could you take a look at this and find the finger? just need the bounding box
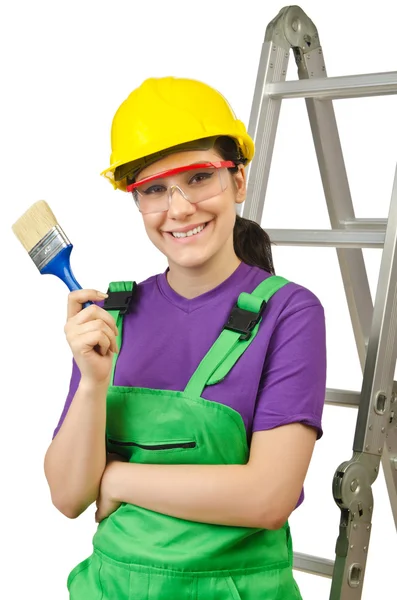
[67,289,109,320]
[76,320,118,353]
[69,304,119,337]
[76,331,112,357]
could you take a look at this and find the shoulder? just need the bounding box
[136,272,161,289]
[108,271,164,300]
[275,280,324,317]
[243,264,324,319]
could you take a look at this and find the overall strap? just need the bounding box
[184,275,289,398]
[103,281,135,386]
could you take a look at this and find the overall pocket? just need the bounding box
[106,436,197,462]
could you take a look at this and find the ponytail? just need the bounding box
[214,136,275,275]
[233,215,275,274]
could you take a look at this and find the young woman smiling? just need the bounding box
[44,76,326,600]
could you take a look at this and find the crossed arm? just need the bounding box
[95,422,317,529]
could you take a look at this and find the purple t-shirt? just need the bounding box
[53,262,326,443]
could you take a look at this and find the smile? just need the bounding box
[171,223,207,238]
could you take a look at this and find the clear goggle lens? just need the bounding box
[127,161,234,214]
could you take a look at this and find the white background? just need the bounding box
[2,1,396,598]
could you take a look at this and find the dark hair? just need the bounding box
[214,137,275,275]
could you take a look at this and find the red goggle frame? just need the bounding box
[126,161,235,193]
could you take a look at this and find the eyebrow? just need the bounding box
[138,162,208,180]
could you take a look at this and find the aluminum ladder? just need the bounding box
[242,5,397,599]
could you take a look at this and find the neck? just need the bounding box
[166,242,241,300]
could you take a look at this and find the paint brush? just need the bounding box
[12,200,92,307]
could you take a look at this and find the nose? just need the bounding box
[167,185,196,219]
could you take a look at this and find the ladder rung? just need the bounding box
[293,552,334,578]
[267,229,385,248]
[267,71,397,100]
[326,388,360,408]
[340,218,387,231]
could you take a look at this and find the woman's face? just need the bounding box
[135,149,246,270]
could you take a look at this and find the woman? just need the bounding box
[44,76,326,599]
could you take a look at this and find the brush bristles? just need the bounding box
[12,200,59,253]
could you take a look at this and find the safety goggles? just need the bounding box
[126,161,235,214]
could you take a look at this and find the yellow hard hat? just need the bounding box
[101,77,255,191]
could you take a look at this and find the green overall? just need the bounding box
[67,275,302,599]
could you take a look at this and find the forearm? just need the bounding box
[108,462,283,529]
[44,378,108,518]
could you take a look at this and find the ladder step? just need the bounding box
[267,229,385,248]
[293,552,334,578]
[340,218,387,230]
[268,71,397,100]
[326,388,360,408]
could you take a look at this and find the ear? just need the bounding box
[233,164,246,205]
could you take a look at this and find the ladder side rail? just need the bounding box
[297,44,373,369]
[353,168,397,455]
[352,171,397,531]
[243,6,320,225]
[242,7,294,223]
[330,164,397,599]
[381,382,397,528]
[242,40,288,222]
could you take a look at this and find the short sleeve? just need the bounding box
[52,357,81,439]
[252,302,326,439]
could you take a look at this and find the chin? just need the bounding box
[169,249,214,270]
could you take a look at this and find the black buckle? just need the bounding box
[103,288,134,315]
[224,301,266,341]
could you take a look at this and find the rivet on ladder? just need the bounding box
[350,480,358,492]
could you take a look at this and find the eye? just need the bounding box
[141,184,167,195]
[189,171,214,185]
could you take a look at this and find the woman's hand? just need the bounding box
[95,454,128,523]
[64,289,119,386]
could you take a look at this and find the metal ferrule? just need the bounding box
[29,225,71,271]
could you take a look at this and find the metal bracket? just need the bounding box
[265,5,320,53]
[333,452,379,516]
[331,453,380,597]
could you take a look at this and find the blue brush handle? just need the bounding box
[40,245,92,309]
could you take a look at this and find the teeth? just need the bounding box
[172,224,206,238]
